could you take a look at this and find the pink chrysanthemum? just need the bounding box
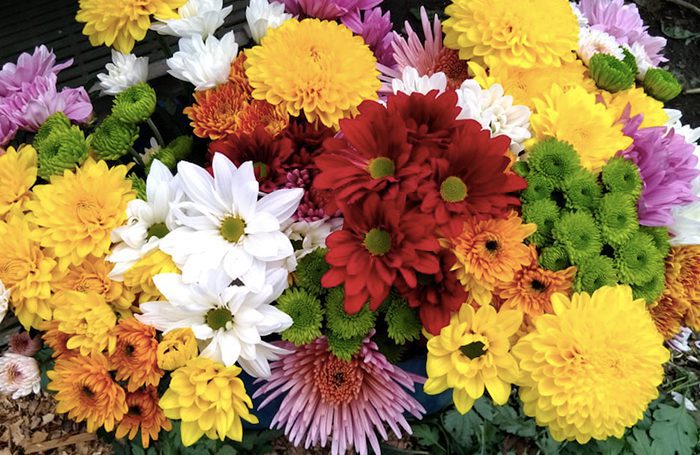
[254,335,426,455]
[282,0,381,20]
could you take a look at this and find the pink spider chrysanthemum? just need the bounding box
[254,334,426,455]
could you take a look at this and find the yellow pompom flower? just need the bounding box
[424,304,523,414]
[123,249,179,303]
[52,290,117,356]
[27,158,134,271]
[0,145,37,219]
[0,212,55,329]
[245,18,381,128]
[602,87,669,129]
[529,85,633,171]
[76,0,186,53]
[513,286,669,443]
[156,328,198,371]
[159,357,258,446]
[443,0,579,68]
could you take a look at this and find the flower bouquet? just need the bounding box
[0,0,698,453]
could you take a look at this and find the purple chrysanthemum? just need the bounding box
[281,0,381,20]
[343,7,395,67]
[579,0,667,65]
[620,116,699,227]
[254,334,425,455]
[0,45,72,97]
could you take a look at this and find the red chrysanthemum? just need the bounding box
[420,120,526,236]
[281,117,336,171]
[386,90,462,149]
[395,249,467,335]
[209,126,293,192]
[321,195,441,313]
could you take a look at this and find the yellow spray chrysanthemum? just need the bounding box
[0,145,37,219]
[513,286,669,444]
[157,328,198,371]
[245,18,381,128]
[27,158,134,270]
[443,0,579,68]
[76,0,186,53]
[0,212,55,329]
[529,85,633,171]
[424,303,522,414]
[52,290,117,356]
[123,249,179,303]
[159,357,258,447]
[602,87,669,129]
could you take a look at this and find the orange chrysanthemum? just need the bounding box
[649,292,689,340]
[47,352,127,432]
[665,246,700,331]
[497,246,576,319]
[451,213,536,305]
[39,320,75,359]
[115,386,172,448]
[110,318,163,392]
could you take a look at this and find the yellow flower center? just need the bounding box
[147,222,169,239]
[363,228,391,256]
[220,216,246,243]
[440,176,469,203]
[367,157,395,179]
[73,274,107,294]
[0,258,31,286]
[75,199,102,224]
[206,308,233,330]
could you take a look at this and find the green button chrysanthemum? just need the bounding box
[553,211,602,263]
[112,82,157,124]
[522,199,560,247]
[562,170,602,212]
[294,248,330,296]
[277,288,324,345]
[614,232,664,286]
[34,112,71,150]
[90,116,139,161]
[589,53,635,93]
[643,68,683,102]
[36,126,89,180]
[128,174,147,200]
[326,331,364,361]
[597,193,639,246]
[325,287,376,340]
[574,255,618,294]
[383,295,421,345]
[632,273,666,304]
[147,135,193,170]
[539,244,571,271]
[527,139,580,185]
[601,157,642,198]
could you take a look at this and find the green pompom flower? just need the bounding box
[522,199,560,246]
[147,135,193,170]
[112,82,157,124]
[562,170,602,212]
[277,288,324,345]
[90,116,139,161]
[512,160,530,178]
[37,126,89,180]
[527,139,581,184]
[597,193,639,246]
[614,233,664,286]
[295,249,330,296]
[327,332,364,361]
[632,273,666,305]
[383,295,421,345]
[325,287,376,339]
[553,211,602,263]
[574,255,618,294]
[522,171,555,203]
[643,68,683,102]
[641,226,671,258]
[621,47,639,76]
[539,244,571,271]
[33,112,71,150]
[589,53,635,93]
[128,174,147,200]
[601,157,643,198]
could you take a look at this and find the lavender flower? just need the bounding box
[0,45,72,97]
[281,0,381,20]
[343,7,395,67]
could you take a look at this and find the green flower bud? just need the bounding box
[539,244,571,271]
[327,332,364,361]
[597,193,639,246]
[383,295,421,345]
[277,288,324,345]
[621,47,639,76]
[295,249,330,296]
[128,174,147,200]
[148,135,194,170]
[325,287,376,340]
[37,126,89,180]
[562,170,602,212]
[601,157,642,198]
[643,68,683,102]
[522,199,560,247]
[521,172,555,203]
[90,116,139,161]
[574,255,618,294]
[632,273,665,305]
[640,226,671,259]
[553,211,602,263]
[589,53,635,93]
[614,232,664,286]
[527,139,581,185]
[33,112,71,150]
[112,82,157,124]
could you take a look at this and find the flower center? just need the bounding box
[75,199,101,224]
[367,157,395,179]
[220,216,246,243]
[0,258,31,286]
[363,228,391,256]
[460,340,487,360]
[432,48,471,89]
[315,356,363,405]
[531,279,546,292]
[254,162,270,180]
[440,176,468,203]
[147,222,169,239]
[206,308,233,330]
[485,239,500,252]
[81,385,95,398]
[128,405,142,416]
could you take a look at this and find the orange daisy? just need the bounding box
[649,292,689,340]
[110,318,163,392]
[39,320,75,358]
[47,352,127,432]
[115,386,172,448]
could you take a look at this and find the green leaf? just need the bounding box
[628,428,662,455]
[649,403,698,455]
[442,408,483,449]
[596,437,627,455]
[412,424,444,452]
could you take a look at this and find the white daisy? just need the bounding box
[283,217,343,261]
[151,0,233,38]
[96,51,149,96]
[578,28,624,66]
[166,31,238,91]
[0,353,41,399]
[625,42,656,80]
[0,280,8,324]
[160,155,303,291]
[245,0,292,44]
[391,67,447,96]
[108,159,179,279]
[136,270,292,377]
[456,80,532,155]
[668,115,700,246]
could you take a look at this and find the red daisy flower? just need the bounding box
[281,117,336,171]
[386,90,462,149]
[395,249,468,335]
[322,195,441,313]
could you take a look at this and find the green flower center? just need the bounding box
[147,222,169,239]
[254,162,270,179]
[440,176,468,203]
[460,341,487,360]
[363,228,392,256]
[220,216,246,243]
[206,308,233,330]
[368,157,395,179]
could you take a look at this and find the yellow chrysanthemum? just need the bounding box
[76,0,186,53]
[157,328,198,371]
[529,85,633,171]
[0,145,37,219]
[159,357,258,447]
[52,255,135,315]
[27,158,134,270]
[513,286,669,444]
[52,290,117,356]
[0,212,55,329]
[602,87,669,129]
[443,0,579,68]
[245,18,381,128]
[424,303,522,414]
[123,249,179,303]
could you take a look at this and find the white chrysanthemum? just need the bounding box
[151,0,233,38]
[625,42,656,80]
[0,353,41,399]
[245,0,292,44]
[570,1,589,28]
[391,67,447,96]
[108,160,179,279]
[578,28,624,66]
[136,270,292,377]
[668,327,693,353]
[283,217,342,261]
[166,31,238,91]
[96,51,149,96]
[669,116,700,245]
[160,156,303,291]
[456,80,532,155]
[0,280,9,324]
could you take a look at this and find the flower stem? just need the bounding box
[147,118,165,148]
[130,147,146,168]
[157,34,173,58]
